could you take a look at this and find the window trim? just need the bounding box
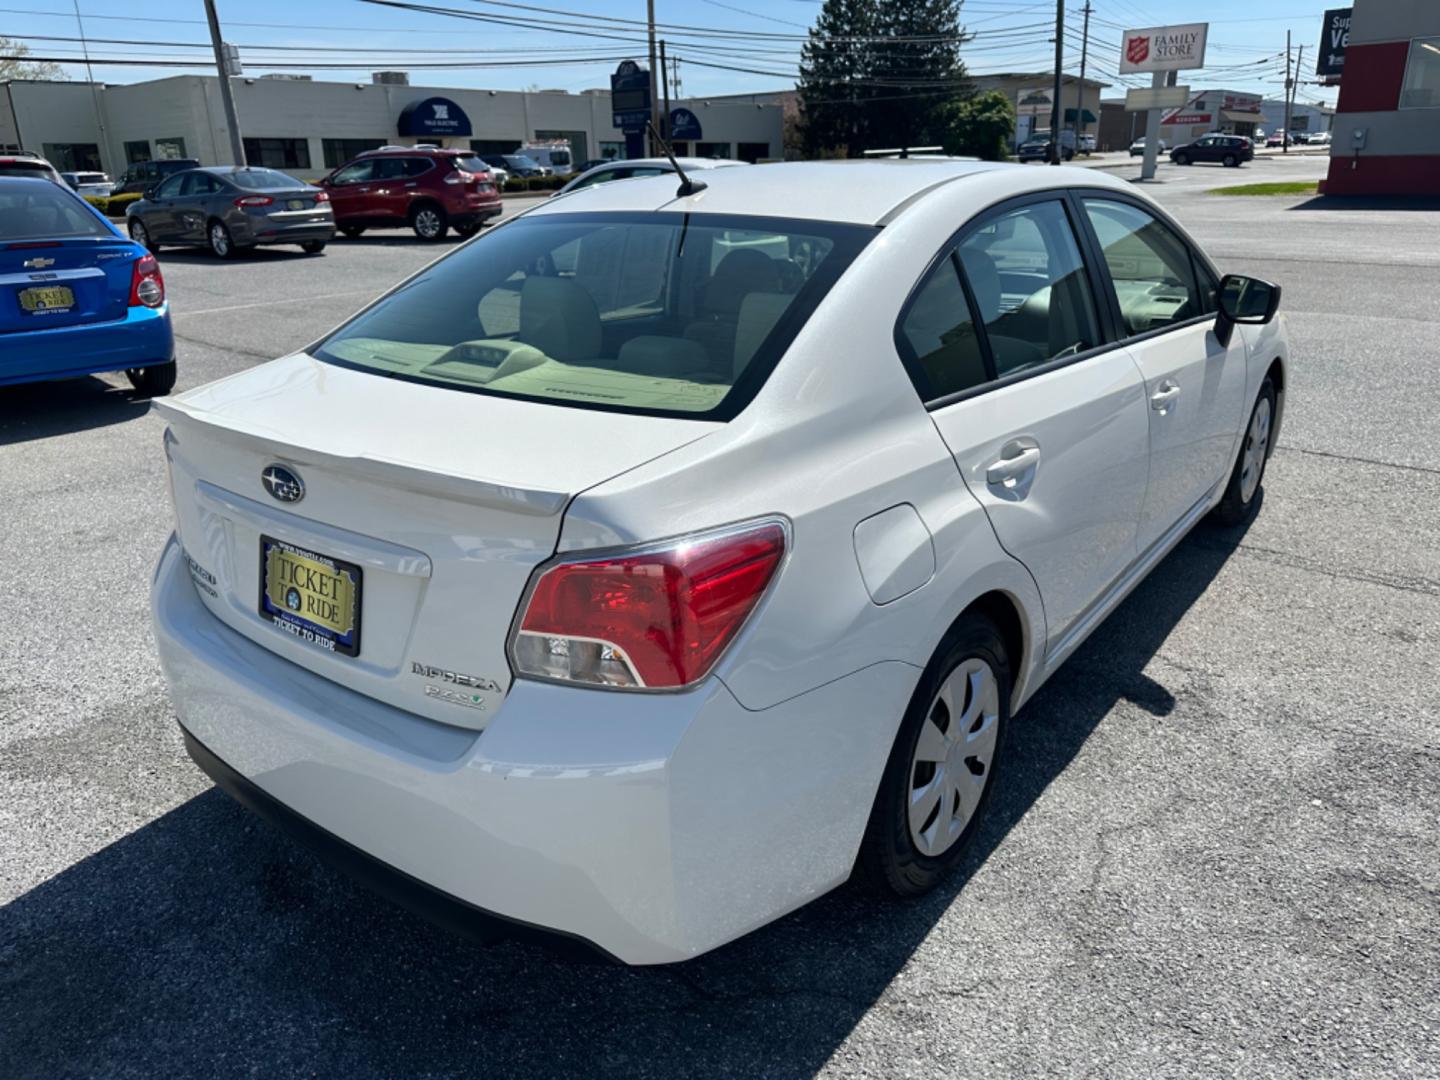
[892,189,1123,411]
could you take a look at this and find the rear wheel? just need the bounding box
[208,220,238,259]
[128,218,158,253]
[339,225,364,239]
[858,614,1009,897]
[1173,152,1190,166]
[300,240,326,254]
[410,204,448,241]
[1213,378,1276,525]
[1223,153,1238,167]
[126,362,177,398]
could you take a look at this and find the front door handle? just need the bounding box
[1151,380,1181,415]
[986,439,1041,493]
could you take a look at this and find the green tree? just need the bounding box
[937,90,1015,161]
[798,0,970,157]
[1,37,64,81]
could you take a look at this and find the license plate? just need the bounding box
[287,199,307,210]
[19,285,75,314]
[259,536,362,656]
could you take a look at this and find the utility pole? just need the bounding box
[1075,1,1092,148]
[203,0,246,166]
[659,39,671,143]
[1291,45,1305,147]
[646,0,660,155]
[1050,0,1064,164]
[1283,30,1292,153]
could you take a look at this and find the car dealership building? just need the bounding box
[0,74,785,179]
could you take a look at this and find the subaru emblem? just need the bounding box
[261,463,304,503]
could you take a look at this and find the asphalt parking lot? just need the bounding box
[3,155,1438,1078]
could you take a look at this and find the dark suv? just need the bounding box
[1170,134,1253,167]
[113,158,202,196]
[319,147,503,241]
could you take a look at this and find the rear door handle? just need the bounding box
[1151,380,1181,414]
[986,440,1041,489]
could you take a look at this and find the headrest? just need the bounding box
[733,292,791,378]
[519,276,601,362]
[705,249,781,316]
[616,335,710,378]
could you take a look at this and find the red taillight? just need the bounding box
[234,195,273,207]
[512,520,787,689]
[444,169,472,186]
[314,190,329,202]
[129,253,164,308]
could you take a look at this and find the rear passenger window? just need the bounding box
[956,200,1101,377]
[1083,199,1202,334]
[898,259,987,399]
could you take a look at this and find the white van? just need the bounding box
[521,142,574,176]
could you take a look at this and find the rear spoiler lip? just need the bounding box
[152,395,571,517]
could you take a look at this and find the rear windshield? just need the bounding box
[455,155,491,174]
[316,211,875,419]
[230,168,305,190]
[0,182,109,240]
[0,161,54,177]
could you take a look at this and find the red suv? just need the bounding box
[318,146,501,241]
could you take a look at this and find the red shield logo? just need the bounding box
[1126,35,1151,65]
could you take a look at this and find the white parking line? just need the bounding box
[173,290,376,317]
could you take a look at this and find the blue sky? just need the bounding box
[10,0,1338,107]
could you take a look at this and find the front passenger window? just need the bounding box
[956,201,1101,377]
[1083,199,1202,335]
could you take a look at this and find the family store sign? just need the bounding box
[1119,23,1209,74]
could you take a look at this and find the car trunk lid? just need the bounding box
[154,352,717,729]
[0,239,137,333]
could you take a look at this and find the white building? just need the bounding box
[0,74,784,178]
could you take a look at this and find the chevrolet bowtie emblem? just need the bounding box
[23,257,55,269]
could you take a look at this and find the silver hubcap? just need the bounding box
[909,658,1000,858]
[416,210,440,237]
[1240,397,1272,504]
[131,222,146,243]
[211,225,228,255]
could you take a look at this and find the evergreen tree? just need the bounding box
[797,0,879,157]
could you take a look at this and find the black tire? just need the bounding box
[126,362,177,398]
[1213,377,1277,526]
[453,221,482,239]
[1223,154,1238,167]
[207,220,238,259]
[300,240,326,254]
[1173,152,1189,166]
[410,203,448,241]
[339,225,364,238]
[857,613,1011,898]
[128,218,159,254]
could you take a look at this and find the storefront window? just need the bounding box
[598,141,623,161]
[243,137,312,169]
[1400,37,1440,109]
[696,141,731,159]
[154,137,187,160]
[737,141,770,163]
[470,139,521,155]
[41,143,102,171]
[124,140,150,164]
[322,138,385,168]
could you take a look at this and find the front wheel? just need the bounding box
[410,204,448,241]
[128,218,158,253]
[208,220,237,259]
[300,240,326,254]
[126,362,177,398]
[1173,152,1190,166]
[1223,154,1238,167]
[857,614,1009,897]
[1213,378,1277,525]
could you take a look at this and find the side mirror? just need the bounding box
[318,176,333,187]
[1215,273,1281,347]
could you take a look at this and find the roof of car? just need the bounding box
[583,157,746,171]
[536,159,1110,225]
[357,146,468,156]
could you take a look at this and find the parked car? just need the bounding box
[112,158,201,197]
[1079,133,1097,153]
[126,166,335,258]
[1308,130,1333,146]
[1266,132,1288,148]
[60,171,113,197]
[1128,137,1169,157]
[1017,137,1071,162]
[0,176,173,394]
[478,153,550,178]
[571,158,610,174]
[149,160,1287,964]
[521,143,574,176]
[319,146,502,241]
[557,156,747,195]
[1291,131,1313,145]
[0,151,63,184]
[1170,134,1254,167]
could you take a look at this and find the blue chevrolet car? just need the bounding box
[1,176,175,394]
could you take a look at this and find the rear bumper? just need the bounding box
[240,221,337,246]
[150,535,913,964]
[0,304,173,386]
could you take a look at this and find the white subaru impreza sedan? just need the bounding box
[151,160,1288,964]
